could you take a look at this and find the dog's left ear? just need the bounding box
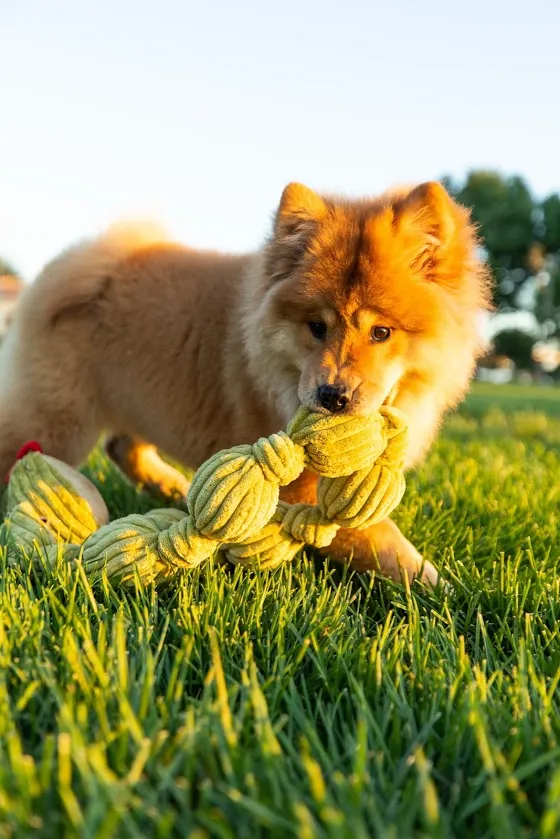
[395,181,469,275]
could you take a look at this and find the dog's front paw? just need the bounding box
[322,518,444,588]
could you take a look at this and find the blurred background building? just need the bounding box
[0,261,23,339]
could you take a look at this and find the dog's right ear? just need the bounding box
[265,184,327,283]
[274,183,327,238]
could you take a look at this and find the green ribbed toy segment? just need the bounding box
[3,451,109,562]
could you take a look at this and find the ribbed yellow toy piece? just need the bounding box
[287,406,390,477]
[317,408,408,529]
[224,500,340,569]
[186,432,306,542]
[7,452,105,543]
[4,452,109,562]
[3,506,59,558]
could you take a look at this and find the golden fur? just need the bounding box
[0,182,491,584]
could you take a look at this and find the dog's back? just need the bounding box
[0,224,255,476]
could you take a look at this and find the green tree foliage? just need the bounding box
[492,329,536,370]
[443,171,560,326]
[541,193,560,252]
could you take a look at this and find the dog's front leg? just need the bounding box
[105,434,191,500]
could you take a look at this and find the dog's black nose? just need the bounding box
[317,384,349,413]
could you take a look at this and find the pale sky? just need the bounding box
[2,0,559,280]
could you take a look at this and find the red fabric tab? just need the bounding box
[5,441,43,484]
[15,441,43,460]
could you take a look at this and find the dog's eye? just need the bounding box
[308,321,327,340]
[371,326,391,343]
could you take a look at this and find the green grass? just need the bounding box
[1,382,559,838]
[464,382,560,417]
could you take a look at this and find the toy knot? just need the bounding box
[157,511,217,571]
[286,407,390,477]
[317,407,408,529]
[252,431,306,485]
[80,509,213,586]
[278,501,339,547]
[224,501,339,570]
[186,433,305,543]
[81,513,162,584]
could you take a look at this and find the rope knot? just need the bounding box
[287,406,389,477]
[252,431,306,485]
[278,501,339,547]
[186,432,305,542]
[317,406,408,529]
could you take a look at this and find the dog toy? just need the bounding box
[2,406,408,586]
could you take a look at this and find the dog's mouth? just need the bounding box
[298,381,401,417]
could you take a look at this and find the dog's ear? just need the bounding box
[394,181,468,276]
[266,184,327,283]
[275,183,327,238]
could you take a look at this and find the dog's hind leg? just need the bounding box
[0,383,101,482]
[105,434,191,500]
[0,327,102,482]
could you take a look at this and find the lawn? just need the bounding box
[0,382,559,838]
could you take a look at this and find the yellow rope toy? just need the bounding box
[1,405,408,586]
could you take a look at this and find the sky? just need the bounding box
[2,0,560,281]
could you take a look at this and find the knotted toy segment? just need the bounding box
[225,408,408,569]
[2,405,408,586]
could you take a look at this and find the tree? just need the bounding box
[534,197,560,335]
[492,329,536,371]
[443,171,560,338]
[541,193,560,253]
[443,171,535,310]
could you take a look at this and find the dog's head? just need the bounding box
[252,181,491,420]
